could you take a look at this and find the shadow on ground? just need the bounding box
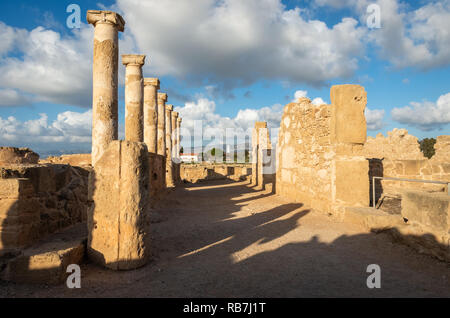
[1,179,449,297]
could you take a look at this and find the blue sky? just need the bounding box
[0,0,449,155]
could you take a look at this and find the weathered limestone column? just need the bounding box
[251,122,267,186]
[176,117,182,159]
[143,78,160,153]
[88,140,150,270]
[157,93,167,156]
[87,10,125,166]
[122,54,145,142]
[172,111,179,160]
[165,104,174,187]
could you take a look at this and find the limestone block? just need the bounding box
[334,157,369,207]
[1,224,86,284]
[88,140,150,270]
[401,190,450,233]
[0,178,34,199]
[330,84,367,144]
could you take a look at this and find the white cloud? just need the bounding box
[292,90,328,105]
[0,88,32,106]
[391,92,450,131]
[316,0,450,70]
[0,23,94,107]
[365,108,385,130]
[117,0,366,93]
[0,110,92,147]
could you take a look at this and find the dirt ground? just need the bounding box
[1,179,450,297]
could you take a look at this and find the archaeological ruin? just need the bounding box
[0,9,449,296]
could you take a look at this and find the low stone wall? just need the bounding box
[41,154,91,167]
[0,163,89,253]
[180,164,251,183]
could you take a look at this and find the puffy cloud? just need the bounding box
[0,88,32,107]
[0,23,93,107]
[0,110,92,150]
[365,108,385,130]
[315,0,450,70]
[292,90,328,105]
[391,92,450,131]
[117,0,366,93]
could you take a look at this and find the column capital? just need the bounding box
[143,78,160,89]
[166,104,173,111]
[157,92,167,102]
[122,54,146,66]
[254,121,267,129]
[173,111,179,118]
[87,10,125,32]
[177,117,182,123]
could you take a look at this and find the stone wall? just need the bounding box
[40,154,91,167]
[276,85,369,214]
[0,163,89,253]
[180,164,251,183]
[363,129,425,160]
[0,147,39,165]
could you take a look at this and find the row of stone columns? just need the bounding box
[86,10,182,270]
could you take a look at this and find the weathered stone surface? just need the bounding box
[363,129,425,160]
[123,54,145,142]
[432,135,450,162]
[1,223,86,284]
[157,93,167,157]
[180,164,251,183]
[0,165,89,251]
[0,147,39,165]
[344,207,404,230]
[41,154,91,167]
[87,10,124,166]
[88,140,150,270]
[165,104,174,187]
[143,78,159,153]
[334,157,369,208]
[330,84,367,145]
[401,190,450,233]
[277,85,369,214]
[148,152,165,203]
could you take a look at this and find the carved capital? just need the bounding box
[87,10,125,32]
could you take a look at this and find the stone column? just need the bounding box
[122,54,145,142]
[143,78,159,153]
[172,111,179,160]
[157,93,167,156]
[165,104,174,187]
[177,117,182,159]
[251,122,268,188]
[87,10,125,166]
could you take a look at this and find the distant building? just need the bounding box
[180,153,200,163]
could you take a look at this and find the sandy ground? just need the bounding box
[1,179,449,297]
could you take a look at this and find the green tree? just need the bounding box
[180,146,184,155]
[419,138,436,159]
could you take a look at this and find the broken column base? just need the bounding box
[88,140,150,270]
[1,223,86,284]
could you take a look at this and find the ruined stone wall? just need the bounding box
[0,163,89,253]
[180,164,251,183]
[40,154,92,167]
[364,132,450,196]
[0,147,39,165]
[363,129,425,160]
[276,98,335,212]
[276,85,370,214]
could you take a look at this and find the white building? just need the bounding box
[180,153,200,163]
